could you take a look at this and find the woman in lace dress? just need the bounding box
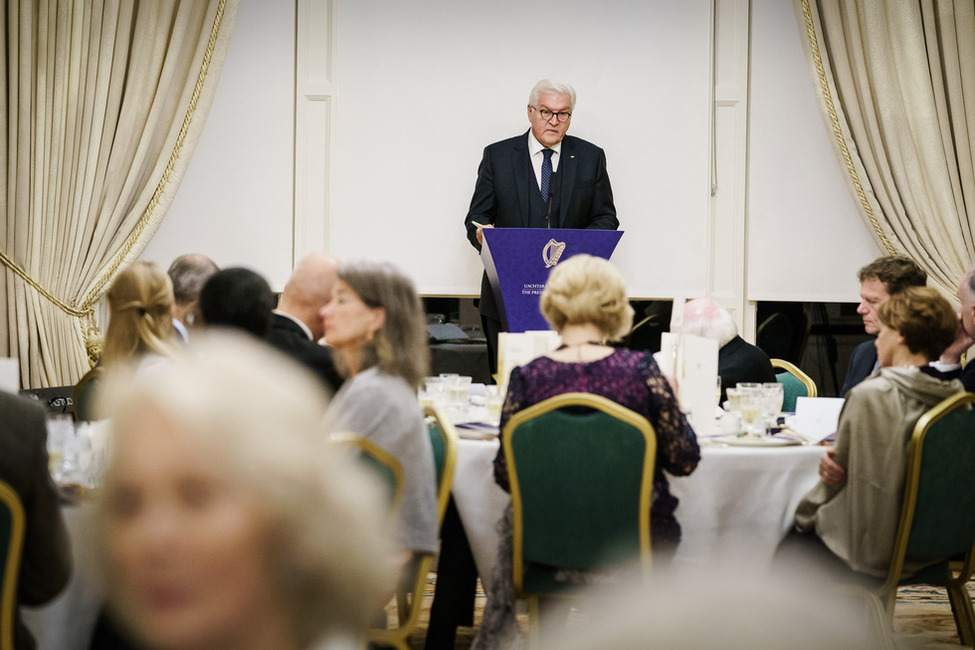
[474,255,700,649]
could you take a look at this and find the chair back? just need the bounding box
[872,392,975,644]
[889,392,975,573]
[771,358,817,411]
[423,405,459,525]
[0,482,25,650]
[504,393,656,594]
[368,408,458,649]
[331,432,404,517]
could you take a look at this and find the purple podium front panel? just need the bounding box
[481,228,623,332]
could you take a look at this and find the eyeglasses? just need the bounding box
[531,106,572,123]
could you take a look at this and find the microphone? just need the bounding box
[545,171,557,228]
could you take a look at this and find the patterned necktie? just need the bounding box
[540,148,554,199]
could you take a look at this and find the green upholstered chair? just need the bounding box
[869,392,975,645]
[771,358,817,412]
[0,481,25,650]
[367,406,458,650]
[503,393,656,639]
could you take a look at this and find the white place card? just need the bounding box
[657,331,719,436]
[790,396,845,444]
[0,358,19,393]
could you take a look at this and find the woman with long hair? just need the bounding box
[320,260,438,560]
[74,261,177,421]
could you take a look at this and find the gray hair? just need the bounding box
[529,79,577,110]
[167,254,219,305]
[681,298,738,348]
[964,265,975,300]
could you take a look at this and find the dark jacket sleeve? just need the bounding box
[7,398,71,606]
[465,146,497,252]
[585,147,618,231]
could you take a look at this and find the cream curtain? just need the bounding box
[0,0,239,388]
[795,0,975,296]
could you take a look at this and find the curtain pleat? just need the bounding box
[796,0,975,297]
[1,0,239,388]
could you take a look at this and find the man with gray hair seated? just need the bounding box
[167,253,219,342]
[682,298,776,403]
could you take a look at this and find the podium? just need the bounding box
[481,228,624,332]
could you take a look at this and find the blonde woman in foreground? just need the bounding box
[94,332,394,650]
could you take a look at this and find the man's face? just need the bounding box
[528,91,572,147]
[958,276,975,338]
[856,277,890,335]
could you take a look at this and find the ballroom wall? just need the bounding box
[141,0,880,327]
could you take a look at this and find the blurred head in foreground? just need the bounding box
[540,254,634,340]
[540,561,887,650]
[94,332,393,650]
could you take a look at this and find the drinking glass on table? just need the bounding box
[736,383,764,436]
[761,382,784,435]
[485,385,504,424]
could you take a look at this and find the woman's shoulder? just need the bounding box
[343,369,418,409]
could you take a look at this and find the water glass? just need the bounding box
[485,385,504,423]
[759,382,785,435]
[735,383,764,436]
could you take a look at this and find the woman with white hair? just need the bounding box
[94,332,393,650]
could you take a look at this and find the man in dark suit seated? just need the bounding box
[682,298,776,403]
[266,253,344,393]
[0,391,71,650]
[840,256,927,396]
[464,79,619,378]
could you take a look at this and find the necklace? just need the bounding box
[555,340,605,351]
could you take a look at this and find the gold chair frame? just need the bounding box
[0,481,25,650]
[874,392,975,645]
[367,406,459,650]
[331,432,405,520]
[504,392,656,640]
[770,358,818,397]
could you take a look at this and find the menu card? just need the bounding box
[657,331,719,436]
[788,396,845,444]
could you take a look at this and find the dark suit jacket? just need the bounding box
[0,392,71,650]
[841,339,878,397]
[266,313,343,393]
[718,336,777,402]
[464,131,618,318]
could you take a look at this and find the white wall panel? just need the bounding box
[747,0,879,302]
[327,0,713,298]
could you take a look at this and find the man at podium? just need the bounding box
[464,79,619,376]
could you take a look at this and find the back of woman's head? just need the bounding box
[338,260,429,389]
[102,261,175,365]
[97,332,394,646]
[540,255,634,340]
[198,267,275,337]
[878,286,957,361]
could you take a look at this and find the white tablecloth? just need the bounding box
[22,502,104,650]
[450,436,823,581]
[450,437,511,591]
[669,442,822,568]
